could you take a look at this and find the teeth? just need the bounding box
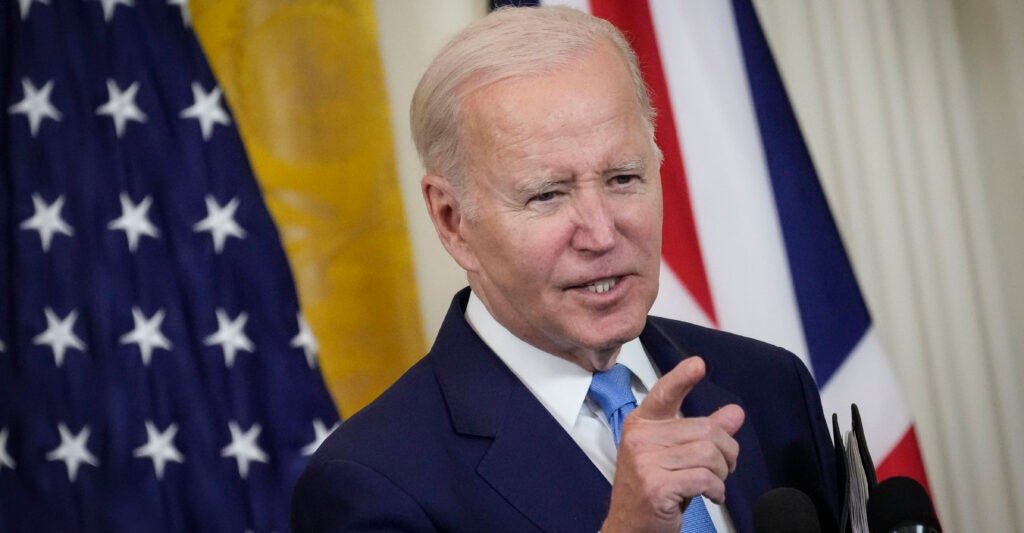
[586,278,617,293]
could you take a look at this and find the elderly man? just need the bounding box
[291,6,838,533]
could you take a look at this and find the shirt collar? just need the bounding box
[464,291,659,433]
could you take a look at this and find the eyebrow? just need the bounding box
[513,157,650,198]
[516,178,570,199]
[606,157,647,176]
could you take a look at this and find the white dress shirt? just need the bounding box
[465,292,735,532]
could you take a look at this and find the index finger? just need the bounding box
[633,356,705,420]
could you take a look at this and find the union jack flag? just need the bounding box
[1,1,338,530]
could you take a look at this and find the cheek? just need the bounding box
[505,221,574,277]
[476,221,549,274]
[642,193,664,244]
[646,213,663,252]
[621,201,663,249]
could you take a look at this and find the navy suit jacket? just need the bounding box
[291,289,840,532]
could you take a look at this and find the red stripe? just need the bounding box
[876,426,931,494]
[590,0,718,325]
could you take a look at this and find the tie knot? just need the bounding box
[588,363,637,421]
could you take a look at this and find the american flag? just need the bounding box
[1,1,339,531]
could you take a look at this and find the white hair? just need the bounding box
[410,6,656,214]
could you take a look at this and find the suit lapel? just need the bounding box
[641,321,772,533]
[431,289,610,532]
[477,385,611,532]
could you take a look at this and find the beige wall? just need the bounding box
[375,0,485,339]
[953,0,1024,389]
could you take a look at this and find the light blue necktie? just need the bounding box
[589,364,717,533]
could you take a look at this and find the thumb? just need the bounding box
[634,356,706,420]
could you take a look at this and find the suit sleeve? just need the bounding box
[290,459,436,532]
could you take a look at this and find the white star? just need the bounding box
[8,78,61,137]
[167,0,190,27]
[45,423,98,482]
[108,193,159,252]
[220,421,268,479]
[0,338,5,352]
[20,193,74,252]
[291,313,319,368]
[179,82,230,140]
[94,0,133,22]
[193,196,246,253]
[204,309,254,368]
[18,0,49,20]
[0,428,15,471]
[301,419,339,456]
[119,307,172,366]
[32,308,86,367]
[96,79,147,138]
[132,421,183,479]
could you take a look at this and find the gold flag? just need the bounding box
[191,0,424,416]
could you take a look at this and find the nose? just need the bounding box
[570,190,617,253]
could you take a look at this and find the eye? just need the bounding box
[531,190,561,203]
[611,174,639,186]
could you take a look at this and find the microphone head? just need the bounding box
[753,487,821,533]
[867,476,940,532]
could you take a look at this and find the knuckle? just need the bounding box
[691,417,713,437]
[698,468,719,487]
[695,440,718,463]
[710,477,727,500]
[725,437,740,460]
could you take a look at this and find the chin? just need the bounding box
[583,316,646,351]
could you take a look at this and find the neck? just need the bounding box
[467,284,624,373]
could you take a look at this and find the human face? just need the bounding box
[449,44,663,371]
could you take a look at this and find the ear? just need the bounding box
[421,174,479,272]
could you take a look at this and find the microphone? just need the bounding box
[753,487,822,533]
[867,476,941,533]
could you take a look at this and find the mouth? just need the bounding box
[585,276,614,292]
[584,277,619,294]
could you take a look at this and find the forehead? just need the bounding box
[459,44,653,180]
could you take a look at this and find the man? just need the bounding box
[291,6,839,532]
